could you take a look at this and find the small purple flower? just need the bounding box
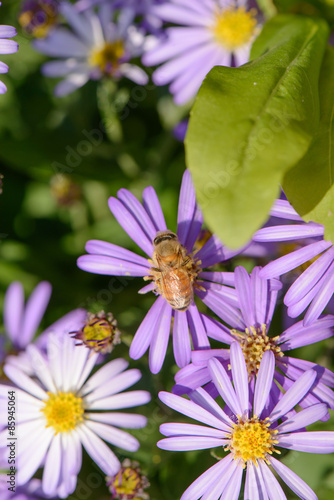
[0,2,19,94]
[33,2,149,96]
[78,170,244,373]
[158,342,334,500]
[174,266,334,411]
[0,333,150,498]
[253,199,334,325]
[18,0,59,38]
[142,0,260,104]
[1,280,86,375]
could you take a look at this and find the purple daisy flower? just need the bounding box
[0,2,19,94]
[78,170,244,374]
[142,0,261,105]
[1,280,86,375]
[0,333,150,498]
[158,342,334,500]
[18,0,59,38]
[174,266,334,411]
[252,199,334,325]
[33,2,148,96]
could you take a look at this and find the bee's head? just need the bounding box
[153,231,178,246]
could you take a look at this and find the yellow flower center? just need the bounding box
[231,325,283,377]
[228,416,279,464]
[89,41,125,75]
[211,7,258,51]
[111,467,142,497]
[18,2,58,39]
[42,392,84,434]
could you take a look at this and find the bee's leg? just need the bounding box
[194,280,206,292]
[144,267,161,282]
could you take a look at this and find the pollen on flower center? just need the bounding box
[71,311,121,354]
[231,325,283,377]
[228,416,279,464]
[211,7,258,50]
[42,392,84,434]
[89,41,125,75]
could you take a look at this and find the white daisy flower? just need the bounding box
[0,334,150,499]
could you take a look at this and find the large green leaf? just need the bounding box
[185,15,328,249]
[283,46,334,241]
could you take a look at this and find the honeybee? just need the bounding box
[147,230,199,311]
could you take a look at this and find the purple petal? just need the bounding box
[208,358,243,416]
[220,463,243,500]
[286,272,327,318]
[281,355,334,387]
[173,365,212,395]
[20,282,52,348]
[108,196,153,256]
[234,266,255,327]
[269,456,317,500]
[199,271,235,286]
[157,435,227,451]
[269,199,303,221]
[0,39,18,54]
[284,246,334,306]
[186,304,210,349]
[245,462,269,500]
[177,170,203,251]
[279,315,334,350]
[159,391,231,431]
[117,188,158,240]
[129,296,165,360]
[149,301,172,373]
[138,282,155,294]
[230,342,249,417]
[277,403,329,433]
[200,314,233,344]
[254,224,324,242]
[180,456,233,500]
[0,25,17,38]
[77,254,148,276]
[258,461,286,500]
[3,281,25,344]
[251,267,280,327]
[200,460,238,500]
[269,370,317,423]
[153,3,212,25]
[195,235,240,268]
[190,387,234,427]
[277,431,334,453]
[159,422,228,438]
[253,351,275,418]
[192,349,230,366]
[173,310,191,368]
[259,240,332,278]
[142,186,167,232]
[197,284,245,330]
[304,260,334,325]
[85,239,150,267]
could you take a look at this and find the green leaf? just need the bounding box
[283,46,334,241]
[185,15,329,249]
